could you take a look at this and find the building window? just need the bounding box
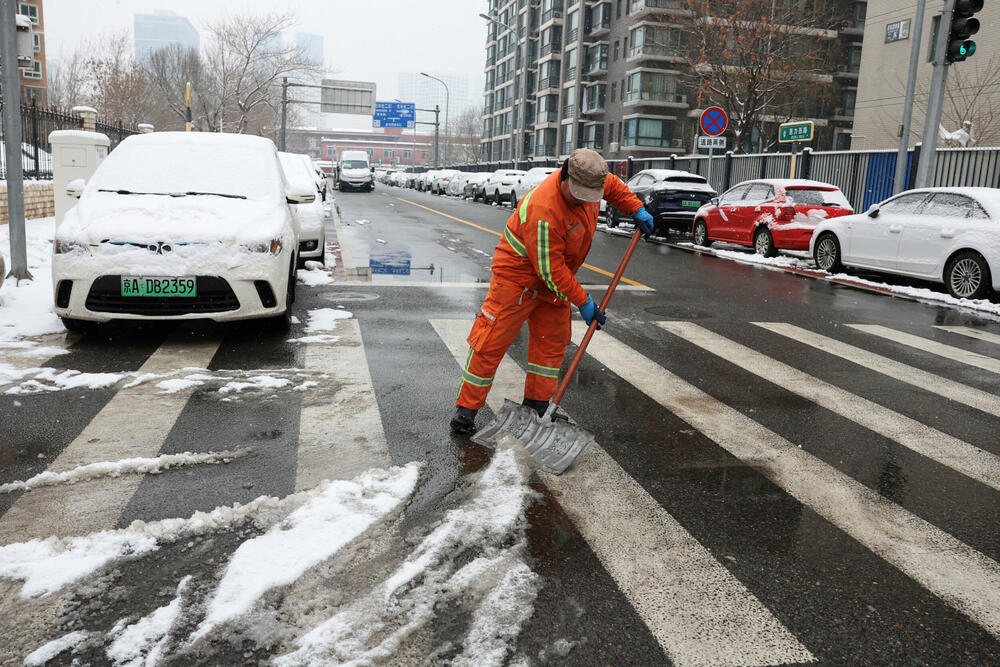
[32,33,40,52]
[19,3,38,23]
[366,148,374,157]
[610,81,617,102]
[841,89,857,116]
[623,117,676,147]
[384,149,394,159]
[422,151,429,160]
[625,71,679,103]
[22,59,42,79]
[613,40,620,61]
[580,123,604,150]
[617,0,622,19]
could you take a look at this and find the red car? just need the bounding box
[692,179,854,256]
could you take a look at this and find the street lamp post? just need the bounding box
[421,73,449,166]
[480,12,527,165]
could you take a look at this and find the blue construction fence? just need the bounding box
[440,145,1000,212]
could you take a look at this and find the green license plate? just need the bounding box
[121,276,197,297]
[682,200,702,207]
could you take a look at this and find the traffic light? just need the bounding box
[946,0,983,63]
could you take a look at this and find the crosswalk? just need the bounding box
[1,312,999,662]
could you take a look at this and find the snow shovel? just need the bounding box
[472,227,645,475]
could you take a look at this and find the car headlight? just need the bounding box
[54,239,90,255]
[243,239,283,255]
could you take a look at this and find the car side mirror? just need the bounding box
[867,204,880,218]
[710,197,719,206]
[66,178,85,199]
[286,190,316,204]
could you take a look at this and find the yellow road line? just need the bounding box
[392,195,646,288]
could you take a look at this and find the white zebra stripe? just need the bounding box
[848,324,1000,375]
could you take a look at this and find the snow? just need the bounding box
[155,377,205,394]
[106,576,190,666]
[0,450,247,494]
[0,217,63,349]
[23,631,91,666]
[288,307,352,343]
[4,368,125,394]
[218,375,291,394]
[190,463,421,642]
[296,264,335,287]
[274,443,539,666]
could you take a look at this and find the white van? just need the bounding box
[338,150,374,192]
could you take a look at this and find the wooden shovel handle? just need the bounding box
[550,228,643,410]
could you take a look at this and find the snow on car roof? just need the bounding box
[889,187,1000,215]
[278,152,316,191]
[640,169,706,181]
[744,178,841,190]
[119,131,277,150]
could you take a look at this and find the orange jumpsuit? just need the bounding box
[457,170,643,410]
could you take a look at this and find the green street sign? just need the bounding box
[778,121,815,143]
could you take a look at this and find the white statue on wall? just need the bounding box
[938,120,975,147]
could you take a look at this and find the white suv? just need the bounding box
[483,169,526,205]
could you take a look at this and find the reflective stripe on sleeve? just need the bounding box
[518,187,536,225]
[504,226,527,257]
[537,220,567,301]
[527,362,560,378]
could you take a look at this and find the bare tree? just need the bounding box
[677,0,842,151]
[47,46,89,109]
[141,44,209,131]
[201,12,322,134]
[86,31,154,126]
[450,106,483,164]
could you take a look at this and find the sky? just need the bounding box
[42,0,488,125]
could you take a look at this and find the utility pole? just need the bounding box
[280,77,288,151]
[1,0,31,280]
[893,0,926,194]
[915,0,955,187]
[434,104,440,167]
[185,81,192,132]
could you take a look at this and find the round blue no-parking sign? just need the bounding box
[700,107,728,137]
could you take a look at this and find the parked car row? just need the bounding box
[51,132,328,331]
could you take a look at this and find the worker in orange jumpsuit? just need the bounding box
[451,148,654,434]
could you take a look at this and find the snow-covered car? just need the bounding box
[52,132,307,331]
[417,170,438,192]
[338,150,374,192]
[279,151,326,267]
[607,169,718,235]
[811,187,1000,300]
[512,167,557,206]
[465,172,492,200]
[694,179,853,256]
[483,169,526,205]
[430,169,461,195]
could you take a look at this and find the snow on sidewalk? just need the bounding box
[287,307,353,344]
[0,217,63,349]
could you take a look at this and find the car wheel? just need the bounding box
[510,190,518,208]
[693,220,711,248]
[813,233,842,273]
[495,190,501,204]
[945,250,992,300]
[753,227,777,257]
[607,208,619,228]
[61,316,91,333]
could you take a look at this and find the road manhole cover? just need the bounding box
[644,306,712,319]
[323,292,380,303]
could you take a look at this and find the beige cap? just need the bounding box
[566,148,608,203]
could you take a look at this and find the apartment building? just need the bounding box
[481,0,866,162]
[17,0,47,105]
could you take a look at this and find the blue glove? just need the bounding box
[632,208,654,236]
[578,294,606,330]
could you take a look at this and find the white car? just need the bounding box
[279,152,326,267]
[810,187,1000,300]
[513,167,557,204]
[417,170,438,192]
[52,132,309,330]
[483,169,526,205]
[465,172,492,200]
[430,169,461,195]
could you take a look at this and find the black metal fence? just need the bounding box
[437,144,1000,212]
[1,103,139,180]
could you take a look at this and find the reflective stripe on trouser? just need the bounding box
[457,280,571,410]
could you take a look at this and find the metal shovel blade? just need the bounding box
[472,399,594,475]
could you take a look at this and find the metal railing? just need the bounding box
[1,103,82,180]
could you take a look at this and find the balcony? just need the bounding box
[535,74,562,92]
[562,104,576,118]
[627,43,683,63]
[624,91,688,107]
[535,143,557,157]
[535,109,559,124]
[540,40,563,57]
[628,0,685,18]
[585,11,611,38]
[564,66,577,81]
[834,63,861,79]
[540,7,564,28]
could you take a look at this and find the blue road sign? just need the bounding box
[373,101,415,129]
[700,107,728,137]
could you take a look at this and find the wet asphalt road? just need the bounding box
[2,184,1000,665]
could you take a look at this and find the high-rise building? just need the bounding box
[296,33,324,64]
[481,0,864,162]
[133,10,200,60]
[398,72,470,131]
[17,0,47,105]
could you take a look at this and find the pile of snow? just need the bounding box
[3,367,125,394]
[218,374,291,394]
[190,463,421,642]
[288,307,353,344]
[23,631,91,666]
[0,217,63,349]
[296,261,335,287]
[106,576,190,666]
[827,271,1000,317]
[274,443,540,666]
[0,450,247,494]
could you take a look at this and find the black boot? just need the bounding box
[522,398,570,422]
[450,406,478,434]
